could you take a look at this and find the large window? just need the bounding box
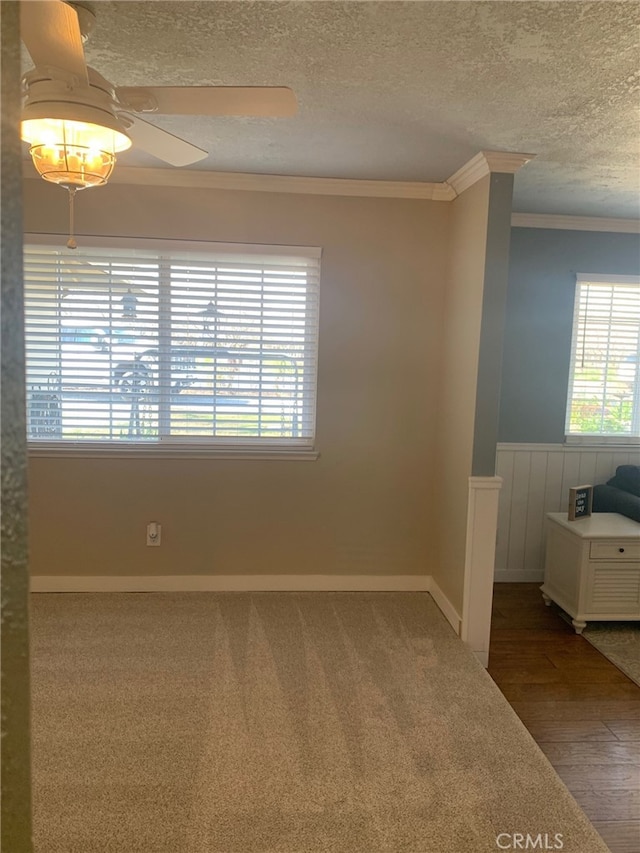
[566,274,640,440]
[24,238,320,452]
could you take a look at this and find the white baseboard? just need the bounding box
[427,577,461,635]
[30,572,462,633]
[30,573,432,593]
[494,570,544,583]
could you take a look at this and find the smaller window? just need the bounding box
[566,274,640,440]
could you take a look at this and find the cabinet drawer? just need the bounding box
[590,541,640,560]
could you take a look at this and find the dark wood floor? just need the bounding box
[488,583,640,853]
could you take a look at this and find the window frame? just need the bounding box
[565,273,640,446]
[24,234,321,459]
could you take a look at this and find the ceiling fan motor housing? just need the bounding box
[21,67,129,137]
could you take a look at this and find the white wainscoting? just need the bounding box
[461,476,502,667]
[495,443,639,582]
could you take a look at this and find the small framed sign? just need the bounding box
[568,484,593,521]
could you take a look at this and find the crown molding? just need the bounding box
[511,212,640,233]
[431,181,458,201]
[446,150,535,196]
[22,152,533,201]
[482,151,536,174]
[109,166,457,200]
[22,161,457,200]
[23,159,634,231]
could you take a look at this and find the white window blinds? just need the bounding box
[566,275,640,438]
[24,241,321,449]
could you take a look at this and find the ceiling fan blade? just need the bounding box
[116,86,297,118]
[122,115,208,167]
[20,0,88,85]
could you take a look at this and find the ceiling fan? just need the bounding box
[20,0,297,246]
[20,0,297,181]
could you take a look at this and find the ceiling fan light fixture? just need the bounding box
[21,112,131,190]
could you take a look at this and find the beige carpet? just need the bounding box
[583,621,640,687]
[30,592,610,853]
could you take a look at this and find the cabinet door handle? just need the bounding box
[619,547,625,553]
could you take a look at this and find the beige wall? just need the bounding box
[432,176,490,612]
[25,180,450,578]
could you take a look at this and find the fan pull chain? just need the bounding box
[66,187,78,250]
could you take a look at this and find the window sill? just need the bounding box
[564,435,640,448]
[27,442,319,461]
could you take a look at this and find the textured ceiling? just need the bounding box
[25,1,640,218]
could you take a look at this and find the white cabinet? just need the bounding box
[541,512,640,633]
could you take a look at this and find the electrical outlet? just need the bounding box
[146,522,161,546]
